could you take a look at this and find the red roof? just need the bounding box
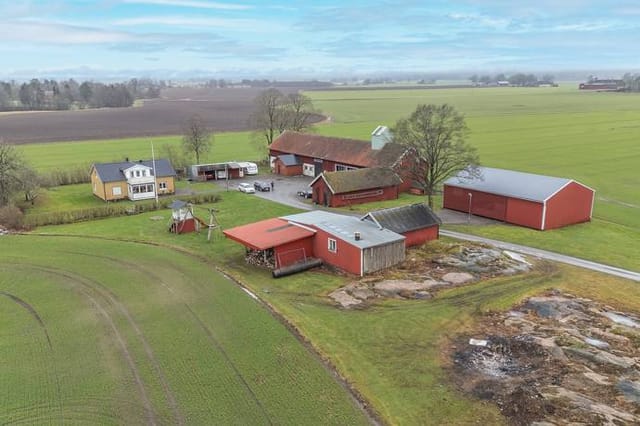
[270,131,407,168]
[223,218,315,250]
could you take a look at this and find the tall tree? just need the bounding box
[182,114,212,164]
[250,89,316,146]
[392,104,480,208]
[0,140,24,206]
[250,88,286,146]
[283,92,315,132]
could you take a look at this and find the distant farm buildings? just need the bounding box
[578,79,624,91]
[224,206,440,277]
[269,127,420,206]
[443,167,595,230]
[90,159,176,201]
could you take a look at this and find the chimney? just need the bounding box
[371,125,391,150]
[354,231,361,241]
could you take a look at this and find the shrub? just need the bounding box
[0,205,25,230]
[39,165,91,188]
[24,193,221,227]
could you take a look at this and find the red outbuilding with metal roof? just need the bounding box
[223,218,316,268]
[443,167,595,230]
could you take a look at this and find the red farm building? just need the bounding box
[362,203,441,247]
[269,127,416,193]
[443,167,595,230]
[310,167,402,207]
[224,211,406,276]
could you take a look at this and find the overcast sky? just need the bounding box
[1,0,639,79]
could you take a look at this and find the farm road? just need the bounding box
[440,230,640,282]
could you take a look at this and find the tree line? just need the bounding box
[0,78,165,111]
[469,73,556,86]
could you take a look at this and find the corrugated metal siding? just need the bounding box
[363,241,405,274]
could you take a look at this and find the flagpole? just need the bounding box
[151,141,159,206]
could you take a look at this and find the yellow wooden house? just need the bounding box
[90,159,176,201]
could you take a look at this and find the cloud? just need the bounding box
[113,15,267,30]
[121,0,251,11]
[0,20,131,44]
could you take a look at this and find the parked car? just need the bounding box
[238,183,255,193]
[297,189,313,199]
[254,181,271,192]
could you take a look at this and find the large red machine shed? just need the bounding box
[443,167,595,230]
[223,218,315,268]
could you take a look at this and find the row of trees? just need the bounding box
[0,78,164,111]
[469,73,555,86]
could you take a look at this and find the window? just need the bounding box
[112,186,122,196]
[159,182,167,190]
[328,238,337,253]
[335,164,357,172]
[142,170,147,177]
[136,170,141,177]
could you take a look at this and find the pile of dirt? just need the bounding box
[328,243,532,308]
[450,290,640,425]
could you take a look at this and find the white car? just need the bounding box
[238,183,255,193]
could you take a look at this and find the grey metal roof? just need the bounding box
[362,203,441,234]
[444,167,581,202]
[278,154,301,166]
[281,211,405,249]
[93,159,176,183]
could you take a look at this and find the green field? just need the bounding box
[0,234,368,425]
[20,131,264,172]
[306,87,640,270]
[26,192,640,424]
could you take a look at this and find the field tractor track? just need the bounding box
[63,249,274,425]
[0,290,64,424]
[8,263,159,426]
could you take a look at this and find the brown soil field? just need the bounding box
[0,86,321,144]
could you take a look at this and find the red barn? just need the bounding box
[361,203,441,247]
[443,167,595,230]
[310,168,402,207]
[269,128,415,192]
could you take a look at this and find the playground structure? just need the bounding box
[169,200,219,240]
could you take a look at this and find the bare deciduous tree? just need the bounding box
[392,104,480,208]
[0,140,25,206]
[182,114,212,164]
[249,89,316,146]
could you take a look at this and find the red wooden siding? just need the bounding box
[274,158,303,176]
[505,198,544,230]
[544,182,594,230]
[403,225,439,247]
[311,179,399,207]
[443,186,507,220]
[310,228,362,275]
[273,237,315,268]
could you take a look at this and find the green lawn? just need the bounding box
[29,192,640,425]
[0,234,368,425]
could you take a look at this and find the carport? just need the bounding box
[223,218,316,268]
